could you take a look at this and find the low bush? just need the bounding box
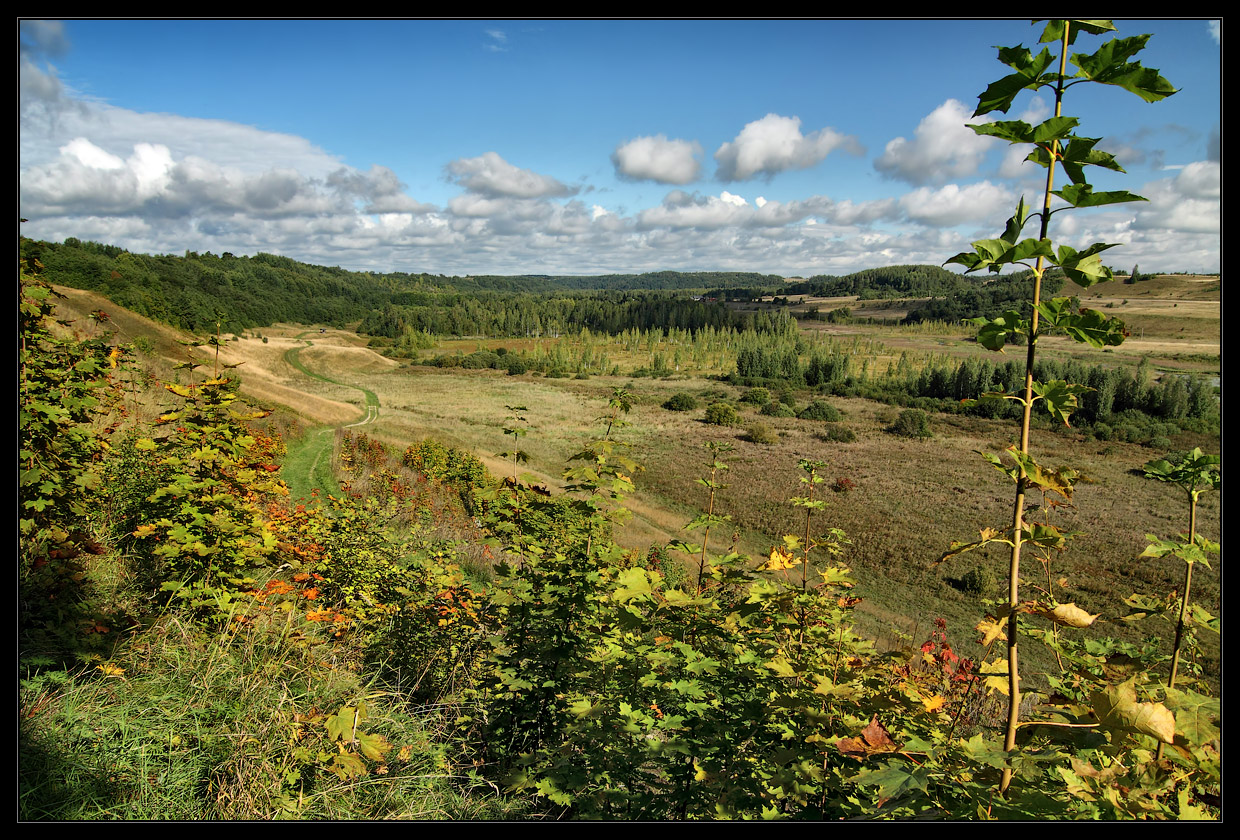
[704,401,741,427]
[744,422,779,445]
[819,423,856,443]
[959,564,996,598]
[889,408,931,439]
[797,399,842,422]
[760,402,795,418]
[663,392,699,412]
[740,387,772,406]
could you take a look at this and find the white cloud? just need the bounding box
[1132,161,1220,233]
[612,134,703,184]
[875,99,996,185]
[637,190,752,229]
[714,113,862,181]
[898,181,1014,227]
[1209,20,1220,44]
[20,20,70,57]
[485,28,508,52]
[446,151,576,199]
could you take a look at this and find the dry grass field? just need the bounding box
[50,276,1221,684]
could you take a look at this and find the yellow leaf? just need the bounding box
[975,615,1008,646]
[922,695,947,712]
[1029,601,1099,628]
[980,658,1014,696]
[97,662,125,677]
[764,545,799,571]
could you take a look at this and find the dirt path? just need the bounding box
[280,335,381,503]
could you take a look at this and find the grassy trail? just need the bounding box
[280,335,381,503]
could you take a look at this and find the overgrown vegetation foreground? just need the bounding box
[19,286,1220,819]
[20,21,1219,820]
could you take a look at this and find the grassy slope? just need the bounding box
[46,278,1223,682]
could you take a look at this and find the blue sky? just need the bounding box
[20,19,1220,277]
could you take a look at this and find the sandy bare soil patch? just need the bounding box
[298,344,400,377]
[207,336,361,425]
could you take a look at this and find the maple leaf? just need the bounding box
[836,716,901,757]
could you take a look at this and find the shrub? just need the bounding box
[704,401,741,427]
[831,476,856,493]
[959,564,996,598]
[819,423,856,443]
[744,422,779,445]
[797,399,842,422]
[778,389,797,407]
[663,392,699,412]
[506,357,527,376]
[889,408,931,439]
[760,401,795,418]
[740,387,772,406]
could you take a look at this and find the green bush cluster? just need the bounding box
[797,399,842,422]
[740,387,772,406]
[744,422,779,445]
[662,392,699,411]
[818,423,856,443]
[760,401,795,418]
[959,564,995,598]
[889,409,931,439]
[704,401,741,426]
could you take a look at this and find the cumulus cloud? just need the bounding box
[446,151,577,199]
[612,134,703,184]
[326,165,435,213]
[875,99,996,185]
[898,181,1015,227]
[637,190,752,229]
[19,20,80,120]
[20,134,437,225]
[1132,161,1220,233]
[714,113,863,181]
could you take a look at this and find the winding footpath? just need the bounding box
[280,334,381,503]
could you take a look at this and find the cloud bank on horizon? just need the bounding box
[19,19,1220,277]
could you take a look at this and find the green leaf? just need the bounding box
[1055,241,1120,287]
[851,762,929,804]
[1037,302,1128,347]
[612,567,654,603]
[1055,136,1126,185]
[970,311,1029,352]
[1030,379,1092,426]
[355,730,391,762]
[330,752,367,779]
[1071,35,1179,102]
[971,116,1079,145]
[960,732,1011,769]
[1053,184,1146,208]
[1162,687,1220,747]
[764,656,799,678]
[1039,20,1116,46]
[975,46,1057,115]
[1091,679,1175,744]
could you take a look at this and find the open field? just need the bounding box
[52,278,1221,686]
[740,274,1221,376]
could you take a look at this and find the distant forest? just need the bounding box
[22,237,1064,339]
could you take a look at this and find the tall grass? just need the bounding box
[19,607,525,821]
